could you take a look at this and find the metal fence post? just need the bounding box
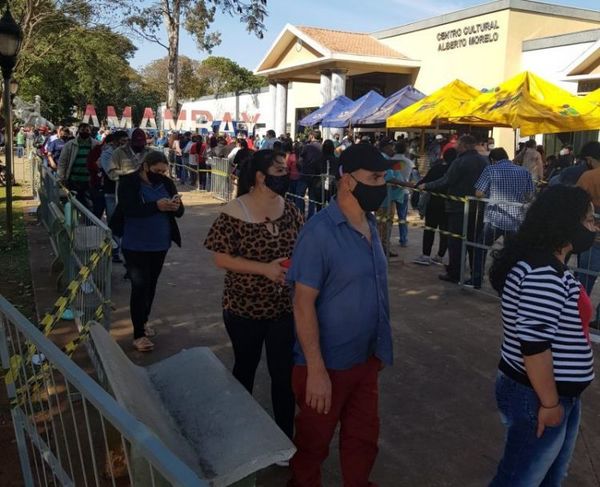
[0,317,35,487]
[459,197,470,287]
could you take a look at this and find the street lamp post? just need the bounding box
[0,6,23,241]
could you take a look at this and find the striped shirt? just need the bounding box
[499,258,594,397]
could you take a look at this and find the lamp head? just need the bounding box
[0,8,23,78]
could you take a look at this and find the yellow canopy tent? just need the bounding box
[584,88,600,107]
[386,79,480,129]
[447,71,600,135]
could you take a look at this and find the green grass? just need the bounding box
[0,185,36,322]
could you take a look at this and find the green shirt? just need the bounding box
[16,132,25,145]
[69,139,92,183]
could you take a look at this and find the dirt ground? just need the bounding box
[25,188,600,487]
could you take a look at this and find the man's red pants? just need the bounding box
[288,357,380,487]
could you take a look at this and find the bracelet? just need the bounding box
[540,401,560,409]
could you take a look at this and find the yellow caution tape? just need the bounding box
[4,240,111,390]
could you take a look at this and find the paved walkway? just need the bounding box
[28,188,600,486]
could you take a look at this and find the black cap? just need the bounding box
[340,143,391,174]
[581,141,600,160]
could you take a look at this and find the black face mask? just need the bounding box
[351,175,387,212]
[147,171,163,185]
[571,224,596,254]
[79,132,90,139]
[265,174,290,196]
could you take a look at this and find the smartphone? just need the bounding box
[171,194,182,202]
[280,258,292,269]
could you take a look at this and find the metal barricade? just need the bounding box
[0,296,206,487]
[207,157,233,202]
[459,196,529,295]
[35,157,112,330]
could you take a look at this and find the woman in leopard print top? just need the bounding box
[204,149,303,439]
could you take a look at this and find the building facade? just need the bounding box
[166,0,600,147]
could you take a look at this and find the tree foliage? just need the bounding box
[140,56,206,100]
[11,0,157,124]
[197,56,266,96]
[113,0,268,109]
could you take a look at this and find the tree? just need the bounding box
[140,56,207,100]
[115,0,268,112]
[197,56,266,96]
[17,25,145,123]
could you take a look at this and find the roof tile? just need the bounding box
[297,26,409,59]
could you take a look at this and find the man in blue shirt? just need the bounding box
[287,143,393,487]
[471,147,535,288]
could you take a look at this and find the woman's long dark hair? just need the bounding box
[237,149,277,197]
[489,185,591,295]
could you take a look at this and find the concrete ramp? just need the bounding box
[89,323,295,486]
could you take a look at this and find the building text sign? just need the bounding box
[437,20,500,52]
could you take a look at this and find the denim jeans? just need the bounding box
[490,372,581,487]
[576,242,600,296]
[395,194,409,245]
[16,144,25,158]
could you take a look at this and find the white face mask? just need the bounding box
[488,144,495,150]
[560,149,568,156]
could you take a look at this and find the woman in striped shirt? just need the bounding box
[489,185,596,486]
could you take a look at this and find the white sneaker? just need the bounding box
[413,255,431,266]
[431,255,445,265]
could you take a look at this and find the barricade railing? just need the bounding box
[457,196,600,332]
[34,157,112,332]
[0,295,206,486]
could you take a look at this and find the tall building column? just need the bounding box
[330,69,348,138]
[320,70,332,139]
[275,80,288,136]
[320,70,332,105]
[269,82,277,132]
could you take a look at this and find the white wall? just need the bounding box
[159,90,272,133]
[158,82,321,137]
[521,42,595,93]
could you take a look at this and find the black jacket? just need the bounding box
[110,171,184,246]
[424,150,488,213]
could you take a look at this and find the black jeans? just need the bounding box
[223,309,295,439]
[446,202,485,280]
[423,206,448,257]
[122,249,167,339]
[67,181,94,212]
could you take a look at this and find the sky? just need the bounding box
[129,0,600,71]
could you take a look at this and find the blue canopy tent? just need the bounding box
[298,95,353,127]
[357,86,426,125]
[321,90,385,128]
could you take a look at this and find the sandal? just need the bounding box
[133,337,154,352]
[144,324,156,337]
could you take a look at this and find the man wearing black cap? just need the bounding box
[286,143,393,486]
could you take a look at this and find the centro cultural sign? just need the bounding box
[436,20,500,52]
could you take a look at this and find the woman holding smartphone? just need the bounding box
[204,149,303,440]
[111,151,184,352]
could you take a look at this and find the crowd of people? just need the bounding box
[15,118,600,485]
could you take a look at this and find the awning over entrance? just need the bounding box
[254,23,421,136]
[254,24,420,82]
